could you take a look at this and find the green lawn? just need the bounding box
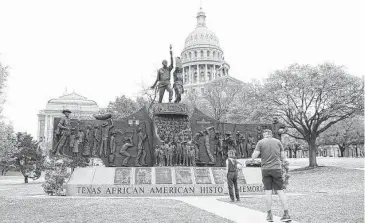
[219,166,364,223]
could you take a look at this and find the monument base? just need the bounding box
[66,166,264,197]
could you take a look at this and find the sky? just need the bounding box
[0,0,364,137]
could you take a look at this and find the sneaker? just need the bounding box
[266,213,273,222]
[230,199,235,202]
[236,198,241,202]
[280,213,291,222]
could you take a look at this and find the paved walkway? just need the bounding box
[174,196,299,223]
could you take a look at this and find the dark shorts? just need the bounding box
[262,169,284,190]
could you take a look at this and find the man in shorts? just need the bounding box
[251,129,291,222]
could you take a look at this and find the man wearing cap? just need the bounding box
[251,129,291,222]
[53,109,72,156]
[226,149,242,202]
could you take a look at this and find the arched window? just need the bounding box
[194,51,197,58]
[213,51,216,58]
[207,51,210,57]
[194,72,198,83]
[184,53,187,59]
[189,52,191,59]
[200,50,204,58]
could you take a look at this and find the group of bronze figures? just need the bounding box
[153,125,280,167]
[52,110,149,167]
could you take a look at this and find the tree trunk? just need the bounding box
[24,176,28,183]
[308,138,318,167]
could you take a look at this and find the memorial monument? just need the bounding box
[52,45,275,197]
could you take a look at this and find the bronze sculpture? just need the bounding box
[173,57,184,103]
[99,119,114,158]
[151,45,174,103]
[120,137,133,167]
[135,127,148,166]
[53,109,72,156]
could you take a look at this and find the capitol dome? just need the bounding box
[181,7,230,95]
[184,9,220,49]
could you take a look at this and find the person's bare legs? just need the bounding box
[265,190,273,211]
[277,190,289,210]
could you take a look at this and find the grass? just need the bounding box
[219,166,364,223]
[0,183,234,223]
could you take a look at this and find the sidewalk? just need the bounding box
[174,196,299,223]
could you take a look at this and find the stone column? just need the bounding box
[197,65,200,83]
[205,64,208,81]
[44,115,48,143]
[189,65,191,84]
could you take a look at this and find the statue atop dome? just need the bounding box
[151,45,174,103]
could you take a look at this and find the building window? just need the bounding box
[200,72,205,82]
[194,72,197,83]
[207,72,211,81]
[201,88,205,94]
[200,50,204,58]
[213,51,216,58]
[194,51,197,58]
[207,51,210,57]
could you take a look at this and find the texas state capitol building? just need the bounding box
[37,90,99,148]
[181,7,240,96]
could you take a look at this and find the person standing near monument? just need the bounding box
[272,116,287,141]
[135,127,148,167]
[226,149,242,202]
[120,137,133,167]
[53,109,72,156]
[100,119,114,158]
[251,129,291,222]
[173,57,184,103]
[151,45,174,103]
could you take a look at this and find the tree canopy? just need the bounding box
[263,63,364,166]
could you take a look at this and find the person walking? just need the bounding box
[226,149,242,202]
[251,129,291,222]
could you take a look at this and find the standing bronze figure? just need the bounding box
[173,57,184,103]
[53,109,72,156]
[151,45,174,103]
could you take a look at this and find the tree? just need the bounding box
[106,95,141,119]
[204,78,243,121]
[263,63,364,167]
[317,115,364,157]
[0,122,16,175]
[11,132,43,183]
[0,60,9,114]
